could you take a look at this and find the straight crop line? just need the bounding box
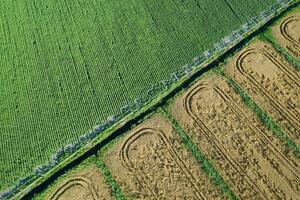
[222,73,300,157]
[8,1,299,199]
[96,154,127,200]
[161,108,239,200]
[260,30,300,70]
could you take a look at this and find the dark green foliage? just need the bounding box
[0,0,283,192]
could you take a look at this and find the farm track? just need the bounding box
[1,0,285,193]
[214,85,299,174]
[171,75,300,199]
[45,166,112,200]
[274,11,300,59]
[120,128,206,200]
[49,177,98,200]
[104,116,225,200]
[225,42,300,144]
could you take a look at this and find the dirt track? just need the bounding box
[225,42,300,144]
[46,166,112,200]
[171,74,300,199]
[104,115,225,200]
[43,41,300,199]
[273,9,300,59]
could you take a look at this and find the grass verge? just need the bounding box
[260,30,300,70]
[221,72,300,157]
[96,153,127,200]
[14,2,300,199]
[161,108,239,200]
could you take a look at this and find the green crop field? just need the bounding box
[0,0,289,197]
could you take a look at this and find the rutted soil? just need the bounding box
[225,41,300,144]
[104,115,225,200]
[171,74,300,199]
[273,10,300,59]
[46,166,112,200]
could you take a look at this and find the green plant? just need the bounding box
[162,108,239,200]
[226,77,300,157]
[96,154,127,200]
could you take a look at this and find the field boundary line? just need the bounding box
[48,177,99,200]
[161,108,239,200]
[222,73,300,156]
[96,154,127,200]
[120,127,206,200]
[261,30,300,70]
[3,1,300,199]
[182,82,267,199]
[214,85,299,176]
[235,45,300,128]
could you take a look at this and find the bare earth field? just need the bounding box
[171,74,300,199]
[225,41,300,144]
[104,115,225,200]
[273,9,300,59]
[45,165,112,200]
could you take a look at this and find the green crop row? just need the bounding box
[96,154,127,200]
[224,75,300,157]
[161,108,239,200]
[0,0,294,197]
[260,30,300,70]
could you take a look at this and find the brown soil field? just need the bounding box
[171,74,300,199]
[225,41,300,144]
[104,115,225,200]
[273,10,300,59]
[46,165,113,200]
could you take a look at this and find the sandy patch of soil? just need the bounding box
[46,165,112,200]
[171,74,300,199]
[273,10,300,59]
[104,115,225,200]
[225,41,300,143]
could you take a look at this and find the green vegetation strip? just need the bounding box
[4,1,299,198]
[162,108,238,200]
[225,76,300,157]
[260,30,300,70]
[96,155,127,200]
[0,0,284,191]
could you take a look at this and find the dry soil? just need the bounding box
[171,74,300,199]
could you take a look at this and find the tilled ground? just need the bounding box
[225,41,300,143]
[171,74,299,199]
[273,9,300,59]
[45,165,113,200]
[104,115,225,200]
